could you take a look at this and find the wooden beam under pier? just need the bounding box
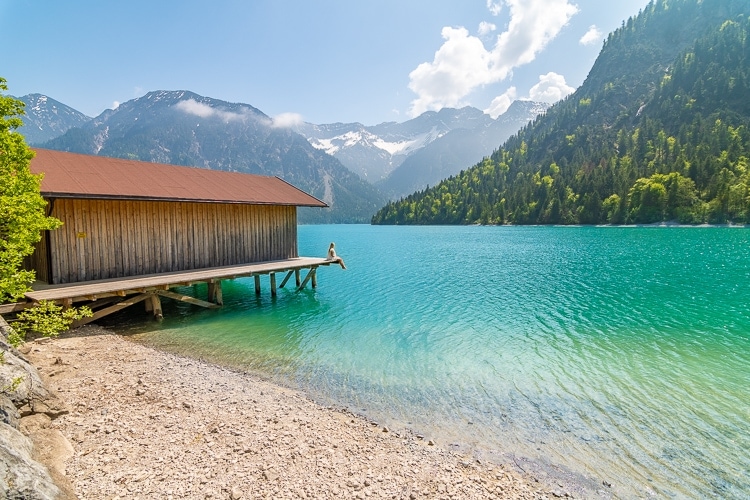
[279,270,294,288]
[74,293,152,327]
[155,290,220,309]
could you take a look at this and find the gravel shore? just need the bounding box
[23,326,569,499]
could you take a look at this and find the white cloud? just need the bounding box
[112,101,120,110]
[579,25,603,46]
[271,112,304,129]
[408,0,579,117]
[528,72,574,102]
[483,72,573,118]
[486,0,503,16]
[484,86,517,118]
[174,99,251,122]
[478,21,496,36]
[408,26,496,116]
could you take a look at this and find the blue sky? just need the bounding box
[1,0,649,125]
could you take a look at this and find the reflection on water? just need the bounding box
[104,225,750,499]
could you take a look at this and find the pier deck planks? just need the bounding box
[26,257,332,303]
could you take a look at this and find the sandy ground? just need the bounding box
[21,326,581,499]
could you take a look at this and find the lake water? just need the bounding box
[107,225,750,498]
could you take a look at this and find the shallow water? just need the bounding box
[106,225,750,498]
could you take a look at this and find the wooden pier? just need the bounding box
[24,257,333,326]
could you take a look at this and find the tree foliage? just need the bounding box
[372,1,750,226]
[0,78,62,302]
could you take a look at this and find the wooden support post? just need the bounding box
[254,275,261,296]
[214,280,223,306]
[149,293,163,320]
[145,297,153,312]
[208,281,217,302]
[279,270,294,288]
[61,298,73,311]
[295,270,301,287]
[270,273,277,297]
[311,268,317,289]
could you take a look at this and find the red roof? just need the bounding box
[29,149,327,207]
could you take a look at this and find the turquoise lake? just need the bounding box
[107,225,750,498]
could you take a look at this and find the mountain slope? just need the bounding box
[15,94,91,145]
[378,101,548,198]
[372,0,750,226]
[42,91,385,223]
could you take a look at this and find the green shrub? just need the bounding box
[11,300,92,347]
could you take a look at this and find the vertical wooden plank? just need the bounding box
[251,204,258,262]
[295,269,301,287]
[72,198,85,282]
[165,201,173,272]
[143,201,153,275]
[196,203,204,268]
[212,203,219,266]
[86,200,97,280]
[270,272,277,297]
[227,203,235,265]
[59,198,74,284]
[135,201,144,275]
[187,201,193,270]
[48,200,61,284]
[115,201,126,277]
[182,201,190,271]
[123,200,133,276]
[254,275,261,295]
[96,199,107,279]
[150,201,159,273]
[247,204,254,263]
[98,200,109,279]
[172,202,185,271]
[131,200,141,276]
[291,207,299,258]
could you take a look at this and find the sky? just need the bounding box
[1,0,650,126]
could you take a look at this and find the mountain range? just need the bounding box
[14,93,544,222]
[294,101,548,199]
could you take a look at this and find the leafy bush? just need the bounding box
[10,300,92,347]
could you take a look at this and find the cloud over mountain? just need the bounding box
[408,0,579,117]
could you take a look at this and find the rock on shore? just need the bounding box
[20,326,558,499]
[0,316,67,499]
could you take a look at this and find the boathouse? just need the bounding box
[21,149,334,323]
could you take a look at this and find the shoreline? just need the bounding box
[21,325,593,499]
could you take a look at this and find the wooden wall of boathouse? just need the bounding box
[35,198,298,284]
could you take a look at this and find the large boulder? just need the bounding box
[0,319,69,418]
[0,421,61,499]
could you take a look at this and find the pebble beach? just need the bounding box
[20,326,569,499]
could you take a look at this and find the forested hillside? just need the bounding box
[372,0,750,225]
